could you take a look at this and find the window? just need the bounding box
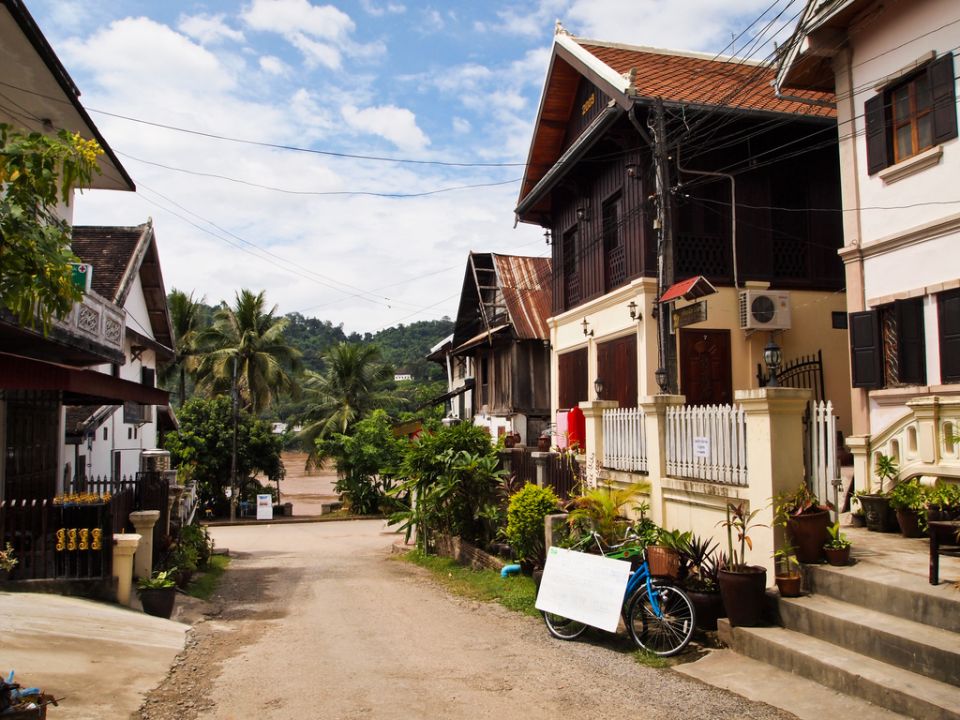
[866,53,957,174]
[603,192,626,291]
[562,227,580,308]
[939,289,960,383]
[102,427,108,441]
[849,298,926,388]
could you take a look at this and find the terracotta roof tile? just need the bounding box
[71,225,145,301]
[579,42,835,118]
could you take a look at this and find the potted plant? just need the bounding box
[137,569,177,619]
[888,479,928,538]
[823,521,852,566]
[717,502,768,627]
[849,495,866,528]
[772,482,831,564]
[0,542,16,581]
[679,535,725,630]
[646,528,691,579]
[926,482,960,523]
[859,454,900,532]
[773,545,802,597]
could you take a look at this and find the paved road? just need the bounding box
[139,520,794,720]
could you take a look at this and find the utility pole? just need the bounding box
[230,356,238,522]
[652,98,675,393]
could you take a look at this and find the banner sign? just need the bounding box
[535,547,631,632]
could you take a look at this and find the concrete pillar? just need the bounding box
[638,394,685,526]
[735,387,811,583]
[909,396,939,464]
[129,510,161,581]
[113,533,142,606]
[531,451,550,488]
[846,435,871,493]
[579,400,619,484]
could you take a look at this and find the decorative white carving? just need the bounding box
[77,303,100,334]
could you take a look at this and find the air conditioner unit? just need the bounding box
[739,290,792,330]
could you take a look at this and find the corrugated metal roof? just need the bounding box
[491,254,552,341]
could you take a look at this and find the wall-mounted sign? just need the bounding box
[673,300,708,329]
[581,92,596,116]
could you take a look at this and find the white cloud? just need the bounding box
[259,55,290,75]
[341,104,430,151]
[178,13,245,45]
[421,9,445,33]
[289,32,343,69]
[359,0,406,17]
[452,117,471,134]
[242,0,355,41]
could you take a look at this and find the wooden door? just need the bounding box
[680,329,732,406]
[597,334,638,408]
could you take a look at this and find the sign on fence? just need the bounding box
[693,436,710,458]
[535,547,630,632]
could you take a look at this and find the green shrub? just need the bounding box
[505,484,560,564]
[888,479,928,512]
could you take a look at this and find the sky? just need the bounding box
[26,0,800,334]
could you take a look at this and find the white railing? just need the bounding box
[602,407,647,472]
[807,400,839,517]
[51,289,125,357]
[666,404,747,485]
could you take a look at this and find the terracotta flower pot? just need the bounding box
[718,566,767,627]
[824,545,851,566]
[775,573,802,597]
[787,508,831,563]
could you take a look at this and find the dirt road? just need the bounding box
[134,520,792,720]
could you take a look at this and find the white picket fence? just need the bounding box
[806,400,840,518]
[602,407,647,472]
[666,404,748,486]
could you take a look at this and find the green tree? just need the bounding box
[163,395,283,509]
[0,124,103,328]
[318,409,405,514]
[296,342,395,459]
[160,288,206,407]
[195,289,301,414]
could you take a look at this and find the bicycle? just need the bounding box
[541,530,696,657]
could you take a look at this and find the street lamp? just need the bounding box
[764,340,783,387]
[594,377,604,400]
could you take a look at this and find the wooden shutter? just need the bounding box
[930,52,958,145]
[596,335,638,409]
[939,289,960,382]
[864,94,888,175]
[895,299,926,385]
[849,311,883,388]
[557,348,588,409]
[141,367,156,387]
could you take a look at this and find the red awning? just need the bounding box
[0,352,169,405]
[660,275,718,304]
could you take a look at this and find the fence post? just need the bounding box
[531,452,550,488]
[735,387,811,583]
[112,533,142,606]
[129,510,161,581]
[580,400,619,484]
[639,394,685,527]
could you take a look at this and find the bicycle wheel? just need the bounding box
[542,611,588,640]
[626,582,695,656]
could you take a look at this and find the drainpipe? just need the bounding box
[675,144,739,290]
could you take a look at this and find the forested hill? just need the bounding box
[283,313,453,380]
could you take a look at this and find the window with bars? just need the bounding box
[562,226,580,308]
[866,52,957,174]
[602,191,626,292]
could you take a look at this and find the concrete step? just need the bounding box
[719,620,960,720]
[804,561,960,632]
[777,593,960,686]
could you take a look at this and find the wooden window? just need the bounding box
[866,53,957,174]
[562,227,580,309]
[849,300,926,389]
[103,426,108,441]
[557,348,588,409]
[849,311,883,388]
[939,289,960,383]
[894,298,926,385]
[596,335,637,408]
[603,192,626,292]
[141,367,155,387]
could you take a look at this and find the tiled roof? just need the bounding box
[578,40,835,118]
[71,225,146,302]
[492,254,551,341]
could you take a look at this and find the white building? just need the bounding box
[777,0,960,487]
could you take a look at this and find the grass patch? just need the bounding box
[402,550,538,617]
[633,649,673,668]
[185,554,230,600]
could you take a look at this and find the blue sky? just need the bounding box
[26,0,798,333]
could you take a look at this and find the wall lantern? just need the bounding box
[628,300,641,321]
[626,163,639,179]
[576,206,589,221]
[594,377,604,399]
[581,317,593,337]
[763,340,783,387]
[544,229,552,245]
[655,367,669,394]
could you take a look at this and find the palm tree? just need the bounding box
[297,342,395,462]
[195,289,301,414]
[160,288,205,407]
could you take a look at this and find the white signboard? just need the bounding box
[693,436,710,458]
[256,494,273,521]
[535,547,631,632]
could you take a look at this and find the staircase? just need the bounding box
[718,527,960,720]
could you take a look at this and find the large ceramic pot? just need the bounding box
[859,494,898,532]
[787,508,831,563]
[686,588,725,631]
[139,587,176,619]
[895,509,924,538]
[718,566,767,628]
